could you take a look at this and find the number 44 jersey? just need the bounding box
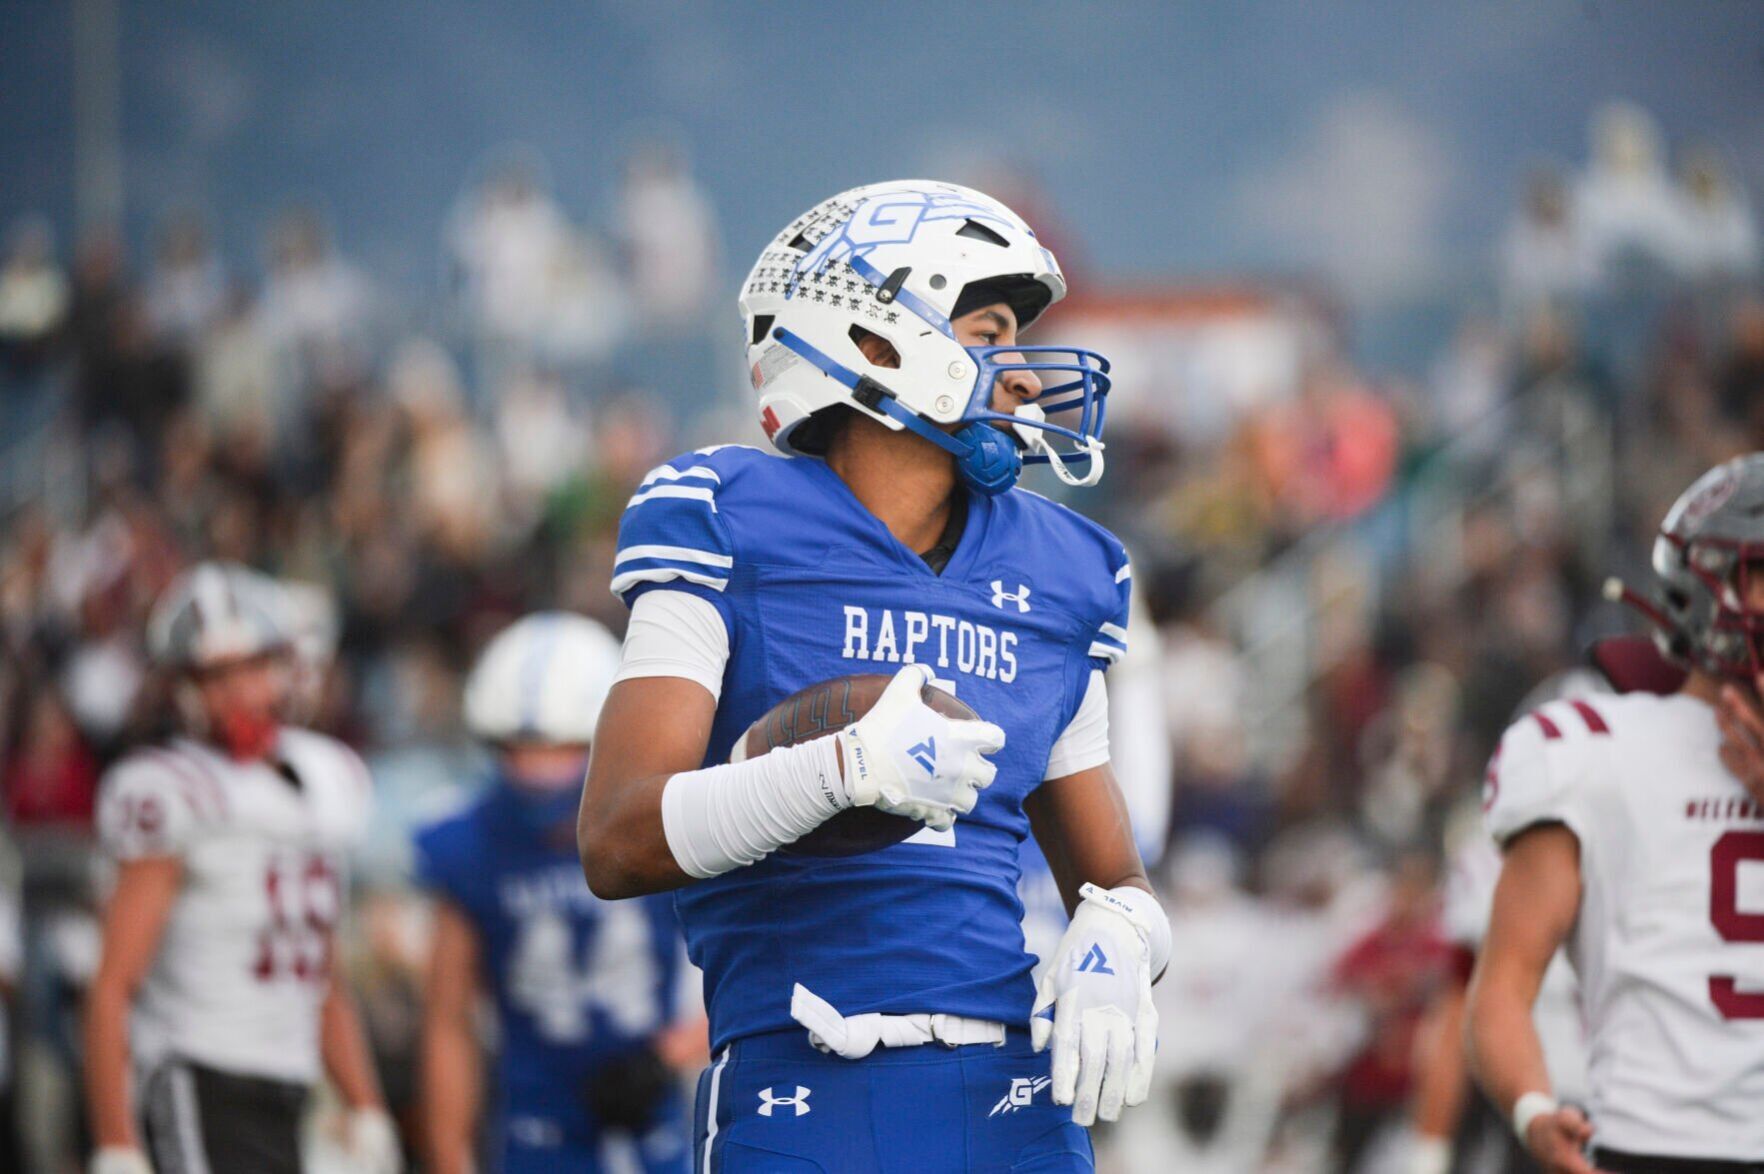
[95,730,372,1083]
[414,785,681,1111]
[1484,691,1764,1160]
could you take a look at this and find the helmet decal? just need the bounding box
[739,180,1109,494]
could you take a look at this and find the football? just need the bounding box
[731,672,979,857]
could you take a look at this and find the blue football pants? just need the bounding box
[692,1028,1092,1173]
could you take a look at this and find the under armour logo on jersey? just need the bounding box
[757,1086,812,1117]
[990,581,1032,612]
[1076,943,1114,975]
[988,1075,1052,1117]
[908,738,937,773]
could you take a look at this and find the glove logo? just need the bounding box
[990,581,1032,612]
[757,1086,812,1117]
[988,1075,1052,1117]
[907,738,937,773]
[1075,943,1114,975]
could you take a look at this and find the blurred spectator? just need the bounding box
[0,216,69,384]
[1328,851,1454,1171]
[1499,166,1594,318]
[1720,296,1764,444]
[448,153,627,398]
[449,154,574,355]
[257,207,374,422]
[70,234,189,475]
[3,691,99,831]
[616,137,718,328]
[1677,145,1760,283]
[1248,361,1400,528]
[143,213,225,348]
[1576,102,1689,285]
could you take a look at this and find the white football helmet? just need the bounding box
[739,180,1110,494]
[463,611,622,746]
[148,562,290,671]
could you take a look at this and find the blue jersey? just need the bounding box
[414,785,682,1113]
[613,446,1130,1049]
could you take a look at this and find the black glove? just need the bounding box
[582,1044,674,1134]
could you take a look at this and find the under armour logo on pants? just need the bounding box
[757,1086,812,1117]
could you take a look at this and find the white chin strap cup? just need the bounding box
[1012,404,1105,488]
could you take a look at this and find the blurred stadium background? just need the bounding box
[2,2,1762,1170]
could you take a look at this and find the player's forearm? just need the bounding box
[321,983,386,1112]
[84,979,141,1149]
[583,737,849,897]
[1465,970,1554,1119]
[1411,982,1471,1138]
[579,769,697,898]
[420,1018,481,1174]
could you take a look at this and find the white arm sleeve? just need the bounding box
[614,589,731,701]
[1044,670,1111,780]
[661,737,850,879]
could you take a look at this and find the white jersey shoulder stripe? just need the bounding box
[639,464,723,488]
[627,485,717,510]
[611,567,730,596]
[614,544,735,569]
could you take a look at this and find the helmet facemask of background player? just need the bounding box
[462,611,623,833]
[148,562,295,761]
[739,180,1111,495]
[1608,453,1764,682]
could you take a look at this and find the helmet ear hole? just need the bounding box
[848,325,901,369]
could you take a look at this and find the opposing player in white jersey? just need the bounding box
[1468,456,1764,1173]
[83,563,400,1174]
[1408,669,1602,1174]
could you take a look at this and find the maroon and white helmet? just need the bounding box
[147,562,290,672]
[1606,454,1764,680]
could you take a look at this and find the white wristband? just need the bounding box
[1080,882,1172,977]
[1512,1091,1558,1141]
[660,736,849,879]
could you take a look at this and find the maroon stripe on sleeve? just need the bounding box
[1530,710,1562,740]
[1570,699,1610,735]
[137,748,224,823]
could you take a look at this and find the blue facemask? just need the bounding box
[495,771,584,836]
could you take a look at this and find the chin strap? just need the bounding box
[773,327,1024,495]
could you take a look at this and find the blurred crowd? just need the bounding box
[0,101,1759,1171]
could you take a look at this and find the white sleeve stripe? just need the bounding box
[627,485,718,510]
[640,464,723,488]
[614,544,735,569]
[1088,641,1124,661]
[1115,563,1132,583]
[1098,622,1129,642]
[611,567,730,596]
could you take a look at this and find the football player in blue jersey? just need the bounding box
[416,613,694,1174]
[578,181,1171,1172]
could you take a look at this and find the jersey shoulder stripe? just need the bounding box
[1569,698,1610,734]
[135,745,228,822]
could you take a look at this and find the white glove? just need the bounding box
[90,1149,153,1174]
[346,1107,403,1174]
[1031,883,1161,1126]
[837,664,1004,831]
